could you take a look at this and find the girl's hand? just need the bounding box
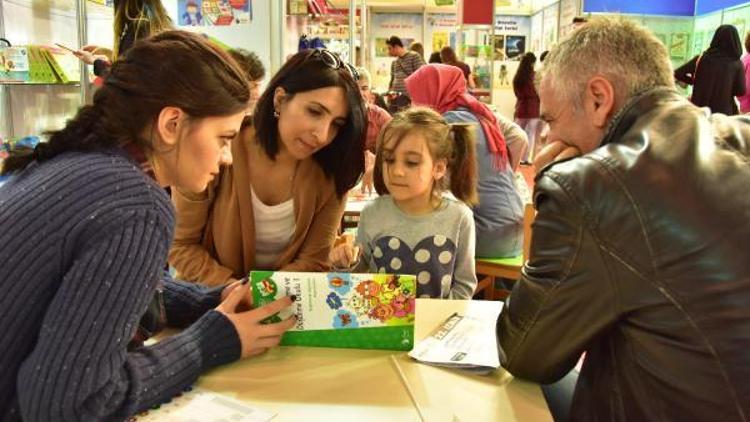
[330,234,360,270]
[216,282,296,358]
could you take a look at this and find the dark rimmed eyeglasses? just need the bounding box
[309,48,359,81]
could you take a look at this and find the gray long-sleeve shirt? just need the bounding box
[355,196,477,299]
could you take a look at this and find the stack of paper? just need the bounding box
[134,388,274,422]
[408,301,503,374]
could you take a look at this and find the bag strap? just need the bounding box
[692,54,703,84]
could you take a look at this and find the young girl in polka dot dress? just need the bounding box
[331,107,479,299]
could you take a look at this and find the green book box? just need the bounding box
[250,271,416,351]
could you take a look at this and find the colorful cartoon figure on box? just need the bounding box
[333,309,359,328]
[355,279,381,299]
[326,292,343,310]
[259,278,276,296]
[328,273,352,295]
[370,303,395,322]
[182,1,203,26]
[390,294,414,318]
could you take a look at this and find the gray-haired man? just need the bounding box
[498,17,750,421]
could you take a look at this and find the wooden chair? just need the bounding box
[474,203,535,300]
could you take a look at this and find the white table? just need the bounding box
[194,299,552,422]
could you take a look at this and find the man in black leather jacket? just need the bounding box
[497,17,750,421]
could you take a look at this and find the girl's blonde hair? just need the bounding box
[113,0,173,58]
[373,107,478,205]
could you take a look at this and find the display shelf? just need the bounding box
[1,0,100,139]
[1,82,80,86]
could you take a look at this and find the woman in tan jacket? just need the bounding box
[170,49,366,286]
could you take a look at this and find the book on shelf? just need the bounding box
[2,45,80,84]
[0,46,30,83]
[408,300,503,374]
[27,46,58,83]
[250,271,416,351]
[42,45,80,83]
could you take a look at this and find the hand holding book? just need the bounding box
[216,281,296,358]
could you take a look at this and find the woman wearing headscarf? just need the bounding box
[675,24,746,115]
[405,64,526,258]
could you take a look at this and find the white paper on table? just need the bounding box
[409,301,503,373]
[134,388,275,422]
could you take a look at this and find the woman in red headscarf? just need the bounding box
[405,64,526,258]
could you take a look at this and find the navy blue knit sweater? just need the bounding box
[0,151,241,421]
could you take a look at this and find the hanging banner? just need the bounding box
[463,0,494,25]
[494,15,531,34]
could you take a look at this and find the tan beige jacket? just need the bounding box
[169,128,345,286]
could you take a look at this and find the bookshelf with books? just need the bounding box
[0,0,112,143]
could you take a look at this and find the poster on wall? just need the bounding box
[375,38,389,57]
[433,32,449,52]
[497,62,511,87]
[693,32,704,55]
[558,0,579,38]
[669,33,689,60]
[542,4,558,52]
[492,35,505,60]
[732,19,746,43]
[288,0,307,15]
[178,0,253,27]
[505,35,526,59]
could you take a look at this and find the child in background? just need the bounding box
[357,66,392,194]
[331,107,479,299]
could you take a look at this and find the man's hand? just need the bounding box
[533,140,582,173]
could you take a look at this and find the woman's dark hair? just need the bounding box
[253,49,366,199]
[228,48,265,81]
[513,52,537,90]
[440,46,459,65]
[746,32,750,54]
[2,30,250,175]
[409,42,424,61]
[428,51,442,63]
[706,24,743,60]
